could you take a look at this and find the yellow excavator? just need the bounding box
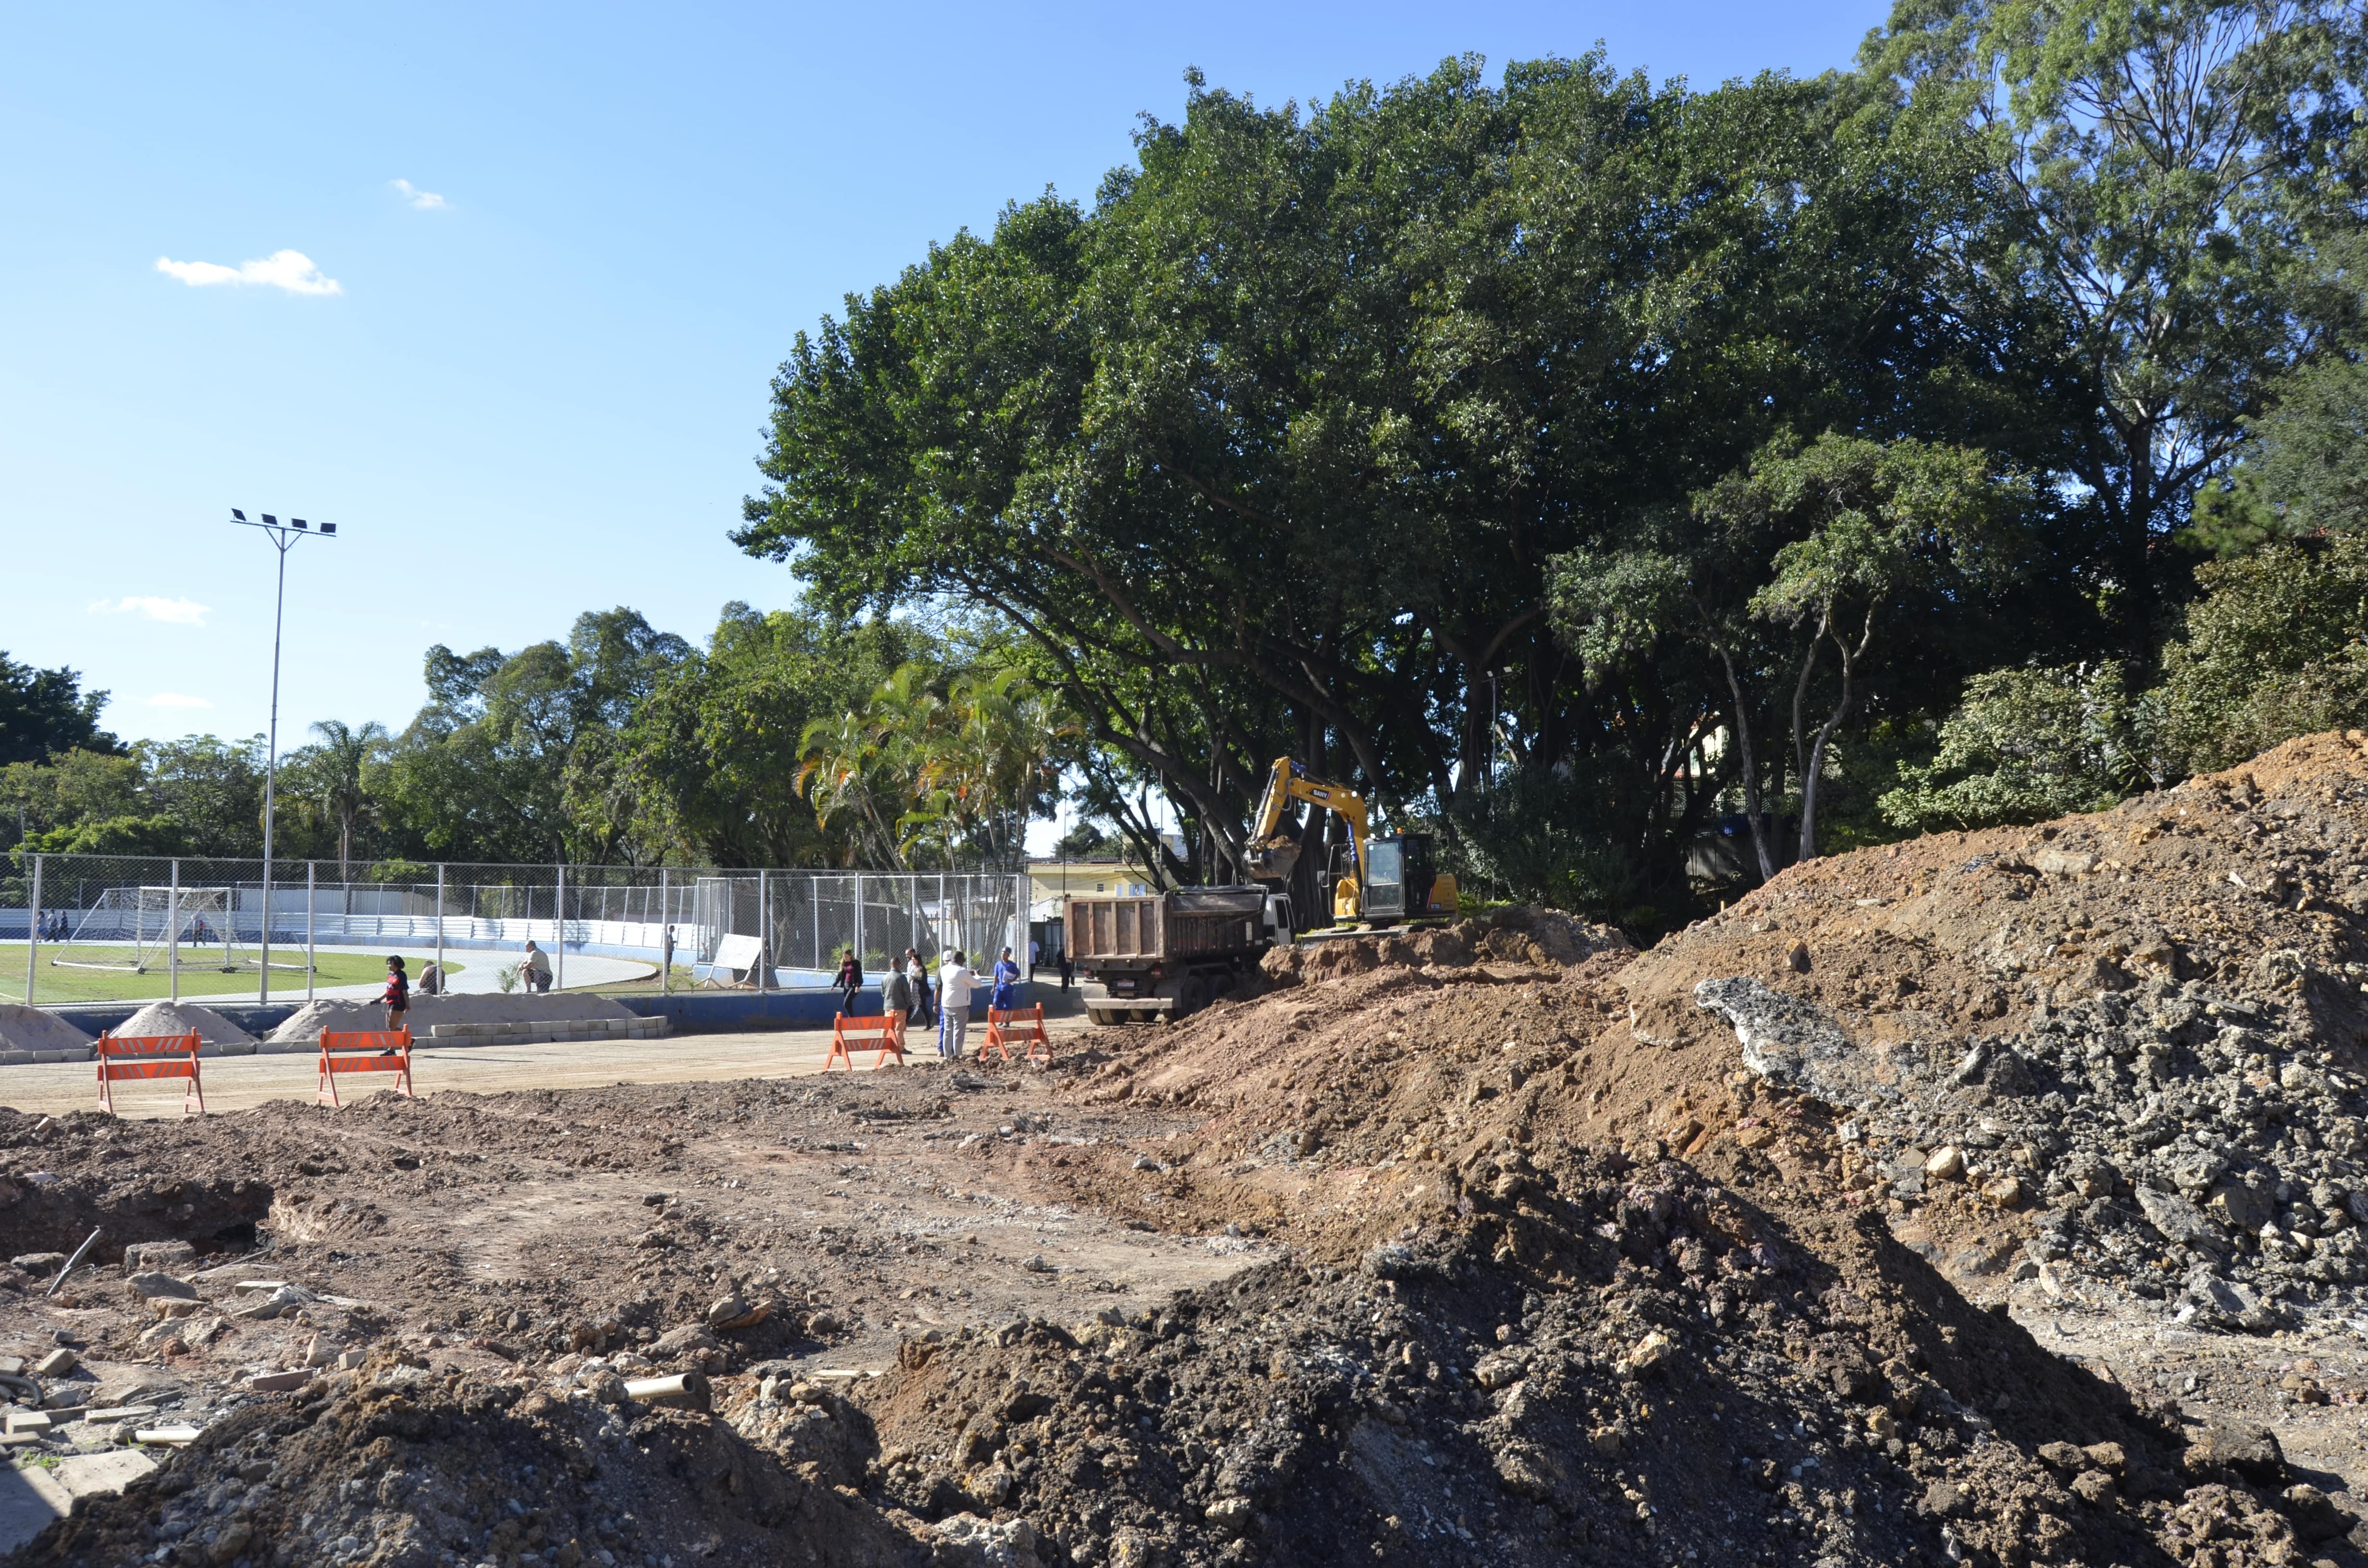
[1243,757,1457,927]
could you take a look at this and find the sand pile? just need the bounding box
[111,999,253,1045]
[0,1004,92,1054]
[268,992,635,1042]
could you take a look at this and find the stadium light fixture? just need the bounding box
[232,508,338,1005]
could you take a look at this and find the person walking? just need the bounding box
[937,949,974,1059]
[905,949,935,1029]
[990,946,1021,1012]
[834,946,863,1017]
[377,955,410,1042]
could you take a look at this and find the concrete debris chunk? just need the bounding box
[32,1348,77,1377]
[124,1271,197,1302]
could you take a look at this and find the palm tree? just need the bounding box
[308,719,390,895]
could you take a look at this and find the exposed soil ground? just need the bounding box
[5,739,2368,1568]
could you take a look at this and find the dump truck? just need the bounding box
[1065,885,1286,1025]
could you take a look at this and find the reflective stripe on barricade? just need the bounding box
[824,1011,906,1071]
[96,1032,204,1116]
[318,1029,414,1105]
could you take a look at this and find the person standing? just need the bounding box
[881,961,912,1033]
[905,949,935,1028]
[937,949,974,1059]
[990,946,1021,1012]
[1059,950,1073,992]
[834,946,863,1017]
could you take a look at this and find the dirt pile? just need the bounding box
[1617,730,2368,1330]
[268,992,636,1041]
[113,1001,253,1046]
[27,1349,933,1568]
[0,1004,92,1054]
[1258,904,1629,987]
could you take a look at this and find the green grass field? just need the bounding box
[0,945,465,1005]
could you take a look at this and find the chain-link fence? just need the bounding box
[0,853,1025,1007]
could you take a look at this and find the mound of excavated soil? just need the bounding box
[1611,730,2368,1331]
[0,1004,92,1054]
[112,999,253,1045]
[1001,961,2305,1566]
[268,992,635,1041]
[1259,903,1629,986]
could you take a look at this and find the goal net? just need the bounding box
[58,887,254,973]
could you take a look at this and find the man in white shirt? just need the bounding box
[937,950,975,1060]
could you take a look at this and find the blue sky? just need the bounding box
[3,0,1884,757]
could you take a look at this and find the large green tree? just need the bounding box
[1864,0,2366,632]
[737,56,2059,910]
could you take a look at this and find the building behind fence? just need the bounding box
[2,853,1026,1006]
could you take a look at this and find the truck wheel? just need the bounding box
[1176,975,1211,1019]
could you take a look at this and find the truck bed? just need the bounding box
[1065,888,1267,963]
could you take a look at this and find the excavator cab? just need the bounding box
[1362,833,1457,923]
[1325,832,1458,926]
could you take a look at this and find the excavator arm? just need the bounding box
[1245,757,1369,894]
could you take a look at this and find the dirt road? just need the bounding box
[0,1015,1102,1118]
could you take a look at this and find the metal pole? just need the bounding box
[554,863,566,991]
[259,542,284,1006]
[659,867,671,996]
[435,864,445,994]
[24,853,40,1007]
[809,873,819,972]
[757,870,769,993]
[854,872,864,976]
[306,862,316,1002]
[168,858,181,1003]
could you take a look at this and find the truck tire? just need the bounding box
[1175,974,1211,1019]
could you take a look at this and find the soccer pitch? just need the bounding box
[0,946,464,1004]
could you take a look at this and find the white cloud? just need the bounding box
[89,595,210,626]
[391,178,447,210]
[155,249,342,295]
[147,693,213,709]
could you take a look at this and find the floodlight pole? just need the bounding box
[233,509,335,1005]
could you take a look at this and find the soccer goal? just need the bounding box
[55,886,253,973]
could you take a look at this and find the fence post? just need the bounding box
[167,858,182,1004]
[555,863,567,991]
[937,873,947,960]
[259,850,272,1007]
[24,853,40,1007]
[1017,870,1032,980]
[854,872,864,972]
[435,864,446,995]
[810,873,819,972]
[659,867,671,996]
[306,862,316,1002]
[757,870,770,993]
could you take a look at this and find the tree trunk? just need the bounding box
[1714,647,1777,883]
[1797,609,1874,864]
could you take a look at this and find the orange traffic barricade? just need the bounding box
[824,1011,906,1071]
[982,1004,1051,1066]
[95,1032,204,1116]
[317,1029,414,1105]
